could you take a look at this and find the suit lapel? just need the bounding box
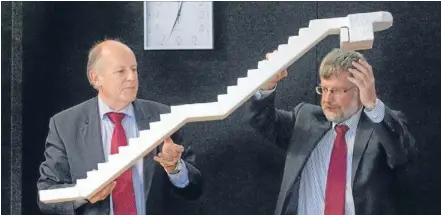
[77,97,113,215]
[79,97,106,171]
[351,112,374,185]
[284,113,331,196]
[132,99,157,201]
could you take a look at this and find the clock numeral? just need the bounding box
[199,24,204,32]
[199,11,204,19]
[176,36,182,45]
[192,36,198,43]
[155,11,160,18]
[161,35,167,45]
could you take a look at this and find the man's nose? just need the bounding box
[127,70,137,81]
[322,91,335,103]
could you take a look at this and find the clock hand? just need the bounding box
[169,1,183,37]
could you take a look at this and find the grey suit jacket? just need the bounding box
[244,92,416,215]
[37,97,202,215]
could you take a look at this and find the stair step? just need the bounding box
[227,85,239,95]
[257,60,269,69]
[247,69,260,78]
[299,27,308,35]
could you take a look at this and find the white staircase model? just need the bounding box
[39,11,393,203]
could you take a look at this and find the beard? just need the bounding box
[321,97,361,123]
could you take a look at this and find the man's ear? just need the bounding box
[89,70,101,88]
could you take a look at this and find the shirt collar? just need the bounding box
[331,107,363,132]
[97,95,135,120]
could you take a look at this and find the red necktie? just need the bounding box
[324,124,349,215]
[107,112,137,215]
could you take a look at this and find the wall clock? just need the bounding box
[144,1,214,50]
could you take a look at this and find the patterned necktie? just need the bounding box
[324,124,349,215]
[107,112,137,215]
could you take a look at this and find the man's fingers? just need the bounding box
[162,138,177,154]
[100,182,116,200]
[162,146,176,156]
[262,51,286,91]
[277,70,288,80]
[156,152,173,161]
[357,59,375,81]
[154,156,177,166]
[174,145,184,154]
[89,196,99,203]
[157,153,177,164]
[88,181,115,203]
[162,138,184,158]
[164,137,173,144]
[154,154,178,166]
[97,181,116,201]
[358,59,373,74]
[89,190,103,203]
[270,70,287,84]
[155,156,178,166]
[282,70,288,77]
[107,181,116,194]
[265,50,278,60]
[348,68,366,84]
[351,61,369,80]
[347,76,362,90]
[162,146,182,159]
[265,53,271,60]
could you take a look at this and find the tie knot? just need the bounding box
[335,124,349,135]
[107,112,126,124]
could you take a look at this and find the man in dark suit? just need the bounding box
[244,49,415,215]
[37,39,202,215]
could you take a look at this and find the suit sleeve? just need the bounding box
[376,104,417,169]
[37,117,78,215]
[168,129,202,200]
[243,91,302,151]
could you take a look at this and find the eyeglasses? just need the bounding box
[315,86,357,96]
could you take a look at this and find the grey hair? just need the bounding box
[86,38,124,88]
[319,48,366,79]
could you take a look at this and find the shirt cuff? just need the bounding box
[364,98,385,123]
[167,159,190,188]
[254,85,277,100]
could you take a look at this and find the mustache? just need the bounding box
[322,102,339,109]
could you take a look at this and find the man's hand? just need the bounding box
[153,137,184,173]
[88,181,116,203]
[261,50,288,91]
[348,59,377,109]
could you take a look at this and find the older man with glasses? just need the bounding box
[244,48,416,215]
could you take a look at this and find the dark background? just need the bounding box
[2,1,441,215]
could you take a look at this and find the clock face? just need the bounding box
[144,1,213,50]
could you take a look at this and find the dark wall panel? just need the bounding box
[2,1,440,215]
[2,2,12,215]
